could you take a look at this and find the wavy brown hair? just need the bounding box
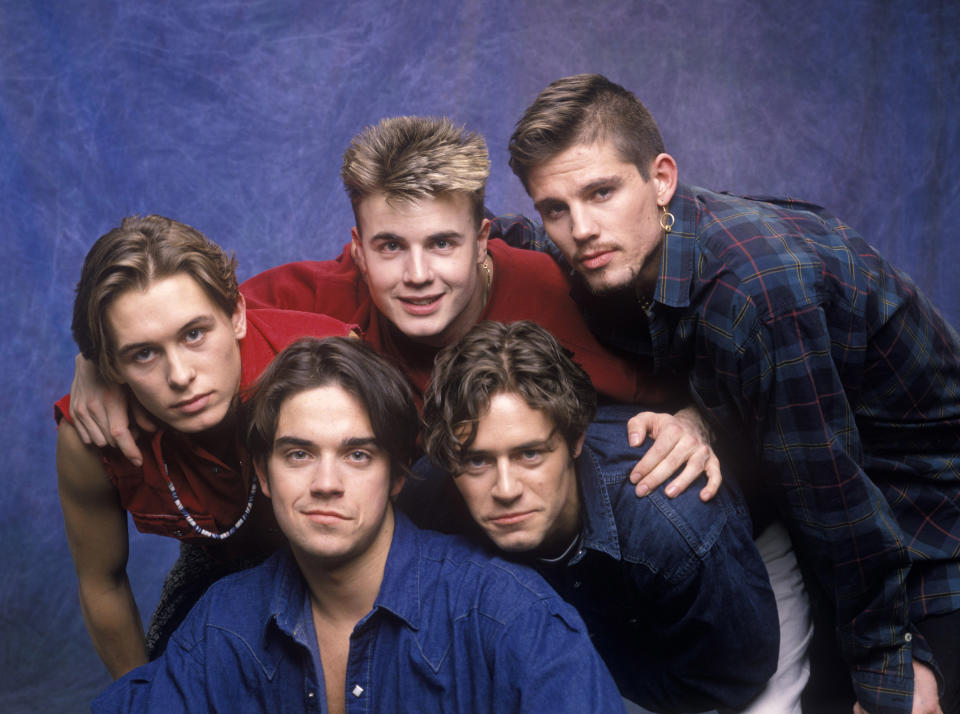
[72,215,239,382]
[423,321,597,474]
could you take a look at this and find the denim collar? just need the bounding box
[574,447,622,561]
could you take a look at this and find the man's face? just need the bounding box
[352,192,490,348]
[453,391,582,557]
[258,384,401,570]
[526,140,672,294]
[107,273,245,433]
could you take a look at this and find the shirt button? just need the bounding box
[905,633,913,642]
[352,685,364,697]
[572,581,582,589]
[211,466,221,474]
[172,529,184,537]
[306,691,316,700]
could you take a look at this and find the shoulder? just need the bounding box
[176,553,280,635]
[578,424,749,581]
[414,527,580,624]
[684,185,868,318]
[239,309,355,384]
[244,308,354,347]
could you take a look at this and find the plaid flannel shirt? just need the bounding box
[495,185,960,714]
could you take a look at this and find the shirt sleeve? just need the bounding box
[730,304,917,714]
[239,249,370,326]
[492,598,626,714]
[580,411,781,711]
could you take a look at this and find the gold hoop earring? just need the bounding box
[659,204,675,234]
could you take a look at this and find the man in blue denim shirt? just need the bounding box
[422,321,780,713]
[93,337,624,713]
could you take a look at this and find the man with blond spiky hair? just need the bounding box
[67,115,724,500]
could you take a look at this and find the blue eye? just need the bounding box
[132,347,156,363]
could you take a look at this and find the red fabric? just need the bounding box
[54,309,354,551]
[241,239,669,403]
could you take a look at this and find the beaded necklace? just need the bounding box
[163,461,257,540]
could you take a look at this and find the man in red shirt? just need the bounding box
[56,215,353,678]
[71,117,720,501]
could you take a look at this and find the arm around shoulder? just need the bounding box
[56,421,147,679]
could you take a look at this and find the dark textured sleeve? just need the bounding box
[729,308,917,713]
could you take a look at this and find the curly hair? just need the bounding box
[422,321,597,474]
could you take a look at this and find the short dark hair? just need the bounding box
[508,73,665,190]
[422,321,597,474]
[242,337,419,483]
[72,215,239,382]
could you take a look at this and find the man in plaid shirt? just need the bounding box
[505,74,960,714]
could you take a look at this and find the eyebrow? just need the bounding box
[115,315,215,359]
[369,230,463,244]
[272,435,380,451]
[462,433,559,459]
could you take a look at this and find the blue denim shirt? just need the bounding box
[92,511,624,713]
[535,405,780,713]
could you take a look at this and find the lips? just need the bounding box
[489,510,535,526]
[578,248,617,271]
[303,509,351,525]
[397,293,443,315]
[171,392,212,414]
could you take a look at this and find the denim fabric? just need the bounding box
[92,511,624,713]
[536,404,780,713]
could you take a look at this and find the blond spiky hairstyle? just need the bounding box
[341,116,490,228]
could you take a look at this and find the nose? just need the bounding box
[166,350,197,390]
[403,247,433,285]
[569,204,597,244]
[310,457,345,496]
[491,459,522,503]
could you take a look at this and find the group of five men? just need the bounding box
[57,74,959,713]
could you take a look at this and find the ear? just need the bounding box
[476,217,491,263]
[572,432,586,459]
[254,460,271,499]
[232,294,247,340]
[651,153,679,207]
[351,226,368,276]
[389,473,407,501]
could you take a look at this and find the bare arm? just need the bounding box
[626,405,722,502]
[57,421,148,679]
[69,354,144,466]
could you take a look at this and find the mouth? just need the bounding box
[488,510,536,526]
[303,509,350,525]
[171,392,213,414]
[577,248,617,271]
[397,294,443,316]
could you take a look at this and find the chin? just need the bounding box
[489,533,539,554]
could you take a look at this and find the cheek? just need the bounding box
[455,480,484,512]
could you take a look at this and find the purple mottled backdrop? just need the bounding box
[1,1,958,711]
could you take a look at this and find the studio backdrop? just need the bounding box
[1,1,957,711]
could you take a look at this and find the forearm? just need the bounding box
[78,576,148,679]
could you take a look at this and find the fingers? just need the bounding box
[698,453,722,502]
[69,397,111,448]
[626,412,655,448]
[113,428,143,468]
[626,409,724,499]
